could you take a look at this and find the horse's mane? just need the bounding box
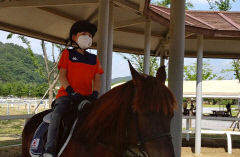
[76,81,134,150]
[76,77,177,151]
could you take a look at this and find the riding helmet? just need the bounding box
[69,20,97,45]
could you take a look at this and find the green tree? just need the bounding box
[232,59,240,82]
[122,54,160,76]
[207,0,236,11]
[154,0,193,10]
[5,34,62,101]
[7,34,45,78]
[184,61,217,80]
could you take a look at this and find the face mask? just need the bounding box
[77,35,92,49]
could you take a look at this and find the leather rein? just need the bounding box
[98,109,171,157]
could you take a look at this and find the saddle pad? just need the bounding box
[30,100,89,157]
[29,119,78,157]
[30,122,49,157]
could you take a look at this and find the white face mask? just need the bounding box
[76,35,92,49]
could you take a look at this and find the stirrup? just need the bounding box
[43,153,54,157]
[78,99,90,111]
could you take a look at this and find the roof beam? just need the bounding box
[38,7,78,22]
[150,5,194,26]
[186,13,216,29]
[154,37,169,56]
[115,28,163,38]
[185,32,195,38]
[114,17,147,29]
[139,0,145,13]
[185,51,240,59]
[0,0,98,8]
[0,21,67,45]
[112,45,156,55]
[87,8,99,23]
[218,13,240,30]
[113,0,140,13]
[186,35,240,40]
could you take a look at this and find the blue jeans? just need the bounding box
[45,96,71,155]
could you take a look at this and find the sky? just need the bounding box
[0,0,239,79]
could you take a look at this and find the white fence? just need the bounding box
[0,98,49,115]
[0,98,49,122]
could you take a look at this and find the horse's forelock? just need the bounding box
[133,76,177,116]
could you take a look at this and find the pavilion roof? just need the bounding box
[148,5,240,37]
[112,80,240,99]
[0,0,240,59]
[183,80,240,98]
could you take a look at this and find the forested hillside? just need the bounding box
[0,42,48,83]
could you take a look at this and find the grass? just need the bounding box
[202,104,238,108]
[0,119,24,135]
[0,103,239,147]
[0,104,49,147]
[0,139,21,147]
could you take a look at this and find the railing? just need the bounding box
[0,98,49,115]
[0,114,34,120]
[182,115,240,154]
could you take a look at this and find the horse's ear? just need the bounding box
[128,60,142,85]
[156,66,166,83]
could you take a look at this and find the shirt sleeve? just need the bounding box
[58,49,69,70]
[95,57,104,74]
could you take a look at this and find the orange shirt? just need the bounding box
[56,49,104,98]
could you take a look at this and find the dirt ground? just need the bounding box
[0,146,21,157]
[0,139,240,157]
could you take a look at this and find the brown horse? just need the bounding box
[22,62,177,157]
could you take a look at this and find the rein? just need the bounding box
[97,109,171,157]
[128,111,171,157]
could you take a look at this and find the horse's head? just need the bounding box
[128,61,177,157]
[76,61,177,157]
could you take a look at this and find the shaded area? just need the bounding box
[0,145,21,157]
[183,136,240,148]
[0,144,240,157]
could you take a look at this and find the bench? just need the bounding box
[182,129,240,154]
[211,110,230,117]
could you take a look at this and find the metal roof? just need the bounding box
[183,80,240,98]
[0,0,240,59]
[112,80,240,99]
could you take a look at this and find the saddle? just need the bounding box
[29,100,90,157]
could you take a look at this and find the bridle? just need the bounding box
[98,108,171,157]
[98,85,172,157]
[125,111,171,157]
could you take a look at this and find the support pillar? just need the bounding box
[143,20,151,75]
[106,2,113,91]
[238,98,240,109]
[160,55,165,67]
[97,0,109,95]
[195,34,203,154]
[168,0,186,157]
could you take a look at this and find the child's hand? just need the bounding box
[66,86,84,102]
[87,91,99,102]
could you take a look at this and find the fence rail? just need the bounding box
[183,115,240,121]
[0,114,34,120]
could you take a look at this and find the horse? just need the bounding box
[22,61,177,157]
